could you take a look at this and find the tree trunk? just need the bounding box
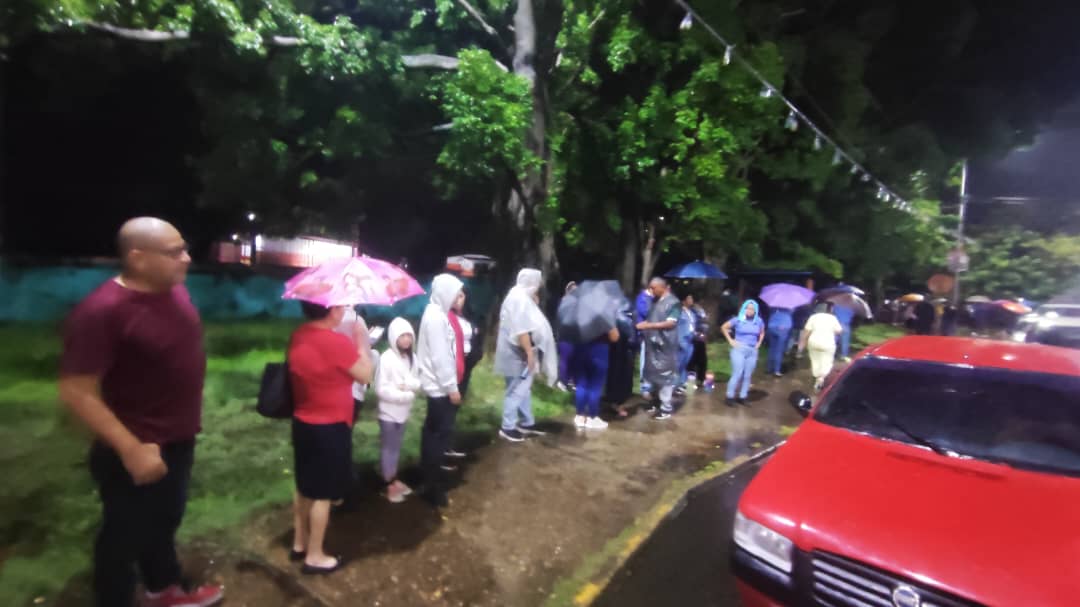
[617,214,639,292]
[639,220,659,287]
[502,0,560,284]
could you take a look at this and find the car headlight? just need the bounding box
[734,511,794,573]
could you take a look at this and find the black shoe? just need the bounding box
[517,424,547,437]
[644,403,658,413]
[725,398,737,407]
[444,449,467,459]
[440,464,458,472]
[737,398,749,406]
[653,411,672,421]
[301,556,345,575]
[289,549,306,562]
[499,428,526,442]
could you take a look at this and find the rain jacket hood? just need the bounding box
[387,317,415,357]
[738,300,760,322]
[430,274,464,313]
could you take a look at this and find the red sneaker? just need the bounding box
[143,584,224,607]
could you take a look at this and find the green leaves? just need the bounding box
[435,48,537,188]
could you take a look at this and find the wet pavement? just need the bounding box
[592,455,771,607]
[52,374,806,607]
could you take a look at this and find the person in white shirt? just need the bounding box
[375,318,421,503]
[798,302,845,391]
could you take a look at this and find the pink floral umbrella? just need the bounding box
[282,256,425,306]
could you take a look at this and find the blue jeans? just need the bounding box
[838,324,852,358]
[727,344,759,399]
[572,341,610,418]
[677,340,694,385]
[639,341,652,394]
[502,374,536,431]
[766,327,791,375]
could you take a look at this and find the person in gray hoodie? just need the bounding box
[416,274,465,508]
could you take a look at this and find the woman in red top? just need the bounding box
[288,302,374,575]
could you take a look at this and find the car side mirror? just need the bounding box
[788,390,813,418]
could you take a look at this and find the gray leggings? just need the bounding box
[379,420,407,482]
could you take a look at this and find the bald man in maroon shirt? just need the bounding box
[59,218,223,607]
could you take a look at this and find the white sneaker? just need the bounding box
[574,415,587,428]
[585,417,609,430]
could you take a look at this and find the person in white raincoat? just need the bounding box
[493,268,558,442]
[375,317,421,503]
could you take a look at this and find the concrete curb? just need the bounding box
[544,443,782,607]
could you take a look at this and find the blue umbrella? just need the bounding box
[664,261,728,280]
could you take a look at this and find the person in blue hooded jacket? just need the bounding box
[765,307,794,377]
[721,300,765,405]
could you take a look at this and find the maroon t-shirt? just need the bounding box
[61,280,206,445]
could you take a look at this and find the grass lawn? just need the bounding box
[0,319,903,606]
[0,320,573,606]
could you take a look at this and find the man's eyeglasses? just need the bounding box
[141,244,190,259]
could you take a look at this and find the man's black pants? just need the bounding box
[420,396,459,499]
[89,440,194,607]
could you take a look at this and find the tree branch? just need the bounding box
[83,21,302,45]
[401,54,461,70]
[455,0,501,40]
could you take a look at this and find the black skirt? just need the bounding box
[291,419,353,501]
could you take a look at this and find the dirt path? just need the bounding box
[53,374,807,607]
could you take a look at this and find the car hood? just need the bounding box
[740,420,1080,606]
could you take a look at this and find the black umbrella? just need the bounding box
[557,280,631,344]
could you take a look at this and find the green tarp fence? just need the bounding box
[0,264,498,324]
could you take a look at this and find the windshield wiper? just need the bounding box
[852,399,959,458]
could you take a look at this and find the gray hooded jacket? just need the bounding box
[417,273,464,397]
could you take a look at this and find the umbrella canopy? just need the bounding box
[825,292,873,319]
[759,283,815,309]
[818,283,866,299]
[557,280,631,344]
[898,293,925,303]
[994,300,1032,315]
[282,256,425,306]
[664,261,727,280]
[965,295,992,303]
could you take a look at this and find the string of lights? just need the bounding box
[674,0,914,213]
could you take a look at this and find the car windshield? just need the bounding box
[814,357,1080,477]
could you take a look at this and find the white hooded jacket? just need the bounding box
[417,273,464,397]
[376,317,421,424]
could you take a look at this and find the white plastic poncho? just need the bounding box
[493,268,558,386]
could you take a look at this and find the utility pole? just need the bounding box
[951,160,970,306]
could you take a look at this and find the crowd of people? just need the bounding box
[58,217,869,605]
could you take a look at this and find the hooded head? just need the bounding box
[387,317,416,358]
[515,268,542,295]
[430,273,465,313]
[738,300,759,322]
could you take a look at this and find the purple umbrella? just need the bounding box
[759,283,815,310]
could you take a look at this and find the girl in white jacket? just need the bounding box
[376,318,422,503]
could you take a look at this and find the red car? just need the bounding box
[733,336,1080,607]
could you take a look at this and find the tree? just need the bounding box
[964,228,1080,301]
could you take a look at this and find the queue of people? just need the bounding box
[57,217,871,604]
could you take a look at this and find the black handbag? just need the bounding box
[256,361,294,419]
